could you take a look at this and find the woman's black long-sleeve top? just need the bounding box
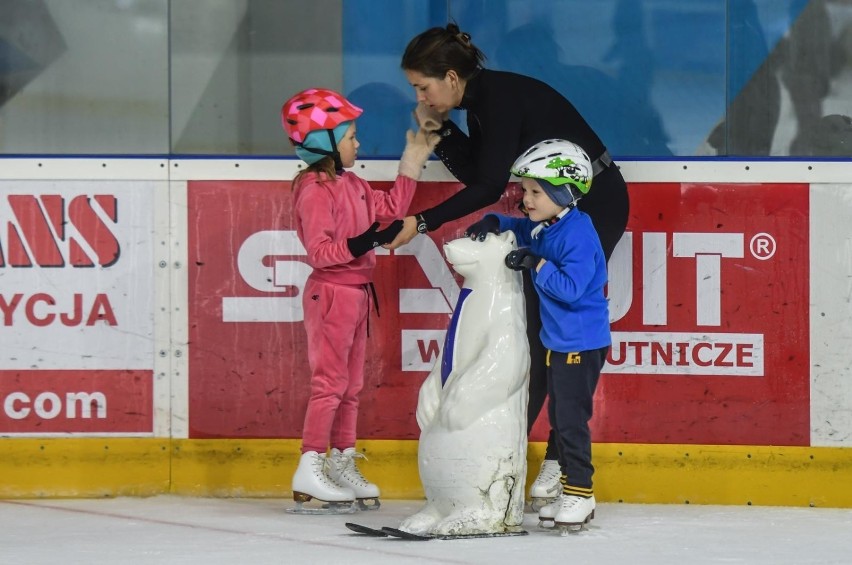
[421,68,628,252]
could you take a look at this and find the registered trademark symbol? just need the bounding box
[750,233,776,260]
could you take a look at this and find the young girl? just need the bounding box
[281,88,438,510]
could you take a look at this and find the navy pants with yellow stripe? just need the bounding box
[546,346,609,494]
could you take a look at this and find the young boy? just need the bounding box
[465,139,611,529]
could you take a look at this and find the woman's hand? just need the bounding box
[383,215,419,250]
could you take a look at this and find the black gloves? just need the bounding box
[505,248,543,271]
[347,221,404,258]
[464,215,500,241]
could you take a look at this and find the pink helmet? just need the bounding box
[281,88,363,145]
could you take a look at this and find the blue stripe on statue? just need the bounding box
[440,287,472,387]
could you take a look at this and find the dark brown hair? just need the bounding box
[401,22,486,80]
[292,157,337,190]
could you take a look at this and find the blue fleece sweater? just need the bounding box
[493,209,611,353]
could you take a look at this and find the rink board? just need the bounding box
[0,158,851,505]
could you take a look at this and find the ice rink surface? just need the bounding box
[2,496,852,564]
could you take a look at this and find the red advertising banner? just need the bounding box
[0,181,157,436]
[187,180,498,439]
[0,370,153,434]
[188,180,809,446]
[597,182,809,446]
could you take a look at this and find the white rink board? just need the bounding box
[0,158,850,446]
[809,183,852,446]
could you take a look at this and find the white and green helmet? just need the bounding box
[510,139,593,206]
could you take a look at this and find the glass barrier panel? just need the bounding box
[0,0,169,154]
[1,1,851,158]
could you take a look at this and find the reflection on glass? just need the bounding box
[492,13,673,157]
[171,0,344,155]
[713,0,852,157]
[450,0,708,157]
[0,0,168,154]
[341,1,443,157]
[346,82,413,157]
[1,0,852,157]
[708,0,781,156]
[776,0,852,156]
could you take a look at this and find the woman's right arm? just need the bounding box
[386,94,524,247]
[383,174,509,250]
[384,118,495,250]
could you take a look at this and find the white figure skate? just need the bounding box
[529,459,561,511]
[539,494,596,534]
[288,451,356,515]
[328,448,381,510]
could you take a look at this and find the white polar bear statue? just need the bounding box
[399,231,531,537]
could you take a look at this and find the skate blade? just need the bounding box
[381,527,433,540]
[345,522,388,536]
[356,498,381,511]
[558,524,585,535]
[553,510,595,534]
[287,499,356,515]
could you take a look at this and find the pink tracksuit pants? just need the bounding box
[300,276,369,453]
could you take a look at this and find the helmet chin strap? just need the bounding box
[531,204,574,239]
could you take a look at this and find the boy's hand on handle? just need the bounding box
[383,215,419,250]
[414,102,447,132]
[347,220,404,258]
[505,248,543,271]
[464,215,500,241]
[398,128,441,180]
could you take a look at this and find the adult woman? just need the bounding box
[387,23,629,505]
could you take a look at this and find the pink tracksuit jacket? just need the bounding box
[293,170,415,453]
